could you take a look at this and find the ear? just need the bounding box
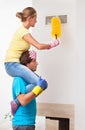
[26,63,29,67]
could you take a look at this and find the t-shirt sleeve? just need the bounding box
[12,77,26,98]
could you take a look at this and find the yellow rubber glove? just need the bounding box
[32,85,43,96]
[32,77,48,96]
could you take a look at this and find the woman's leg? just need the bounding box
[4,62,39,85]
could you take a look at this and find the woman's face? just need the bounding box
[29,15,37,27]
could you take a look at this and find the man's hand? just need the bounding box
[32,77,48,96]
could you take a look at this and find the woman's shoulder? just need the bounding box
[16,25,29,35]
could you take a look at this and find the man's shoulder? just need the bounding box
[12,77,27,87]
[13,77,26,83]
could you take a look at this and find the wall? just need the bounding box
[32,0,76,104]
[75,0,85,130]
[32,0,85,130]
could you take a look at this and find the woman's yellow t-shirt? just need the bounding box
[5,26,30,62]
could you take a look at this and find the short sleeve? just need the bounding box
[12,77,27,99]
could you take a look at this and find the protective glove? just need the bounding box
[10,98,20,116]
[38,77,48,90]
[26,76,48,92]
[49,39,59,49]
[32,77,48,96]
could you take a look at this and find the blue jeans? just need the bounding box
[12,125,35,130]
[4,62,39,85]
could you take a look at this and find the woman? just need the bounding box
[4,7,59,86]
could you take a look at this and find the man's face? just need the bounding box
[26,59,38,72]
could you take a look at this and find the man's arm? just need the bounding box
[17,77,48,106]
[11,77,48,115]
[17,91,35,106]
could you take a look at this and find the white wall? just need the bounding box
[32,0,85,130]
[32,0,76,104]
[75,0,85,130]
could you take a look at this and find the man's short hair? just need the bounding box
[20,50,36,65]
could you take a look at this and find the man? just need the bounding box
[11,50,48,130]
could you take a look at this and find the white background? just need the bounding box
[0,0,32,124]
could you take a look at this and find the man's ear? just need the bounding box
[26,63,29,67]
